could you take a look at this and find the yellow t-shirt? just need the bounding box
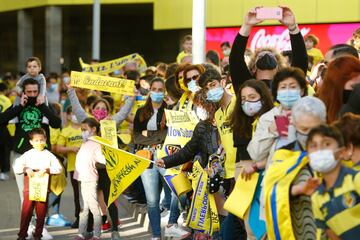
[0,95,15,136]
[176,51,190,63]
[215,96,237,179]
[307,48,324,65]
[57,125,83,172]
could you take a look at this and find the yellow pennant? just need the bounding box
[70,71,135,95]
[100,120,118,148]
[29,173,49,202]
[90,136,151,206]
[79,53,147,75]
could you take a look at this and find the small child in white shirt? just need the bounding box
[14,128,62,240]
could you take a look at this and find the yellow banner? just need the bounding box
[100,120,118,148]
[158,110,198,159]
[79,53,147,75]
[90,136,150,206]
[224,172,259,219]
[70,71,135,95]
[29,173,49,202]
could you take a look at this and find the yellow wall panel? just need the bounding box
[317,0,360,23]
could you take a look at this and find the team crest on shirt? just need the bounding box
[165,144,181,156]
[342,192,356,208]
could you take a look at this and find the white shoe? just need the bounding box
[0,172,10,180]
[165,224,191,239]
[26,224,35,239]
[42,227,53,240]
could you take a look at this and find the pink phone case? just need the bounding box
[275,115,289,136]
[256,7,282,20]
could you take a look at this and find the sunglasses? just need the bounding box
[185,74,200,82]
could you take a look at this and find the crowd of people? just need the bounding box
[0,5,360,240]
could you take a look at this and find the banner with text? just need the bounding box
[79,53,147,75]
[70,71,135,95]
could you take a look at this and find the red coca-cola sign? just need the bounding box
[206,23,360,57]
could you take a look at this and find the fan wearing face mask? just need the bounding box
[225,79,273,239]
[304,124,360,240]
[262,96,326,240]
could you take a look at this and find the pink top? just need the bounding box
[74,140,106,182]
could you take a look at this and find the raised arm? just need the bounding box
[112,96,135,127]
[67,88,88,123]
[230,8,263,93]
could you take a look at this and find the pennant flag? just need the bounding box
[90,136,151,206]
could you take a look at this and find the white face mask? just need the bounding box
[71,115,78,124]
[223,49,231,56]
[309,149,338,173]
[187,80,200,93]
[241,100,262,117]
[82,130,91,141]
[196,107,209,121]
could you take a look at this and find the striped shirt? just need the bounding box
[311,166,360,240]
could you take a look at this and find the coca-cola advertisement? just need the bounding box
[206,23,360,57]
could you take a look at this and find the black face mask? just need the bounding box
[139,87,149,96]
[343,90,353,103]
[27,96,37,105]
[256,54,278,70]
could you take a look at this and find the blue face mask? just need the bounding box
[276,89,301,109]
[150,91,164,103]
[49,83,58,92]
[206,87,224,102]
[187,80,200,93]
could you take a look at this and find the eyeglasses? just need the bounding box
[185,74,200,82]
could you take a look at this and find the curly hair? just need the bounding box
[193,88,219,122]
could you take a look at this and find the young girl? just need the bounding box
[74,118,106,240]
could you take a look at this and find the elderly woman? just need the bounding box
[263,96,327,240]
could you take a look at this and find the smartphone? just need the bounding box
[256,7,282,20]
[274,115,289,136]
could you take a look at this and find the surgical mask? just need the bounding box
[139,87,149,96]
[242,100,262,117]
[196,107,209,121]
[188,80,200,93]
[223,49,231,57]
[150,91,164,103]
[63,77,70,84]
[277,89,301,109]
[49,83,58,92]
[82,130,91,141]
[71,114,78,124]
[32,143,46,151]
[309,149,338,173]
[207,87,224,102]
[92,109,108,121]
[296,131,308,149]
[27,96,37,105]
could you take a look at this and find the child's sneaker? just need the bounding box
[26,224,35,239]
[46,213,71,227]
[101,221,111,232]
[41,227,53,240]
[165,224,191,239]
[74,235,85,240]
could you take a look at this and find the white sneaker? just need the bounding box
[26,224,35,239]
[42,227,53,240]
[165,224,191,239]
[0,172,9,181]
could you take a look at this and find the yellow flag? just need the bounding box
[29,173,49,202]
[224,172,259,219]
[70,71,135,95]
[79,53,147,75]
[100,120,118,148]
[90,136,150,206]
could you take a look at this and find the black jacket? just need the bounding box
[340,84,360,116]
[163,120,219,169]
[133,102,168,147]
[0,103,61,154]
[229,31,308,162]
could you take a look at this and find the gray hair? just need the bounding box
[292,96,327,123]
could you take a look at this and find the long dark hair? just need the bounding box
[138,77,166,122]
[230,79,273,139]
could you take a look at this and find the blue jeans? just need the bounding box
[48,192,61,215]
[168,192,187,224]
[141,166,166,238]
[160,176,172,209]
